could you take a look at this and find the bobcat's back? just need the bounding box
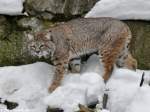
[51,18,131,60]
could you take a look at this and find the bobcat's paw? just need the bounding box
[48,84,58,93]
[69,58,81,73]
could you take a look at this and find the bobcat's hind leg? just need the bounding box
[124,53,137,70]
[99,37,127,82]
[115,26,137,70]
[116,52,137,70]
[99,51,115,82]
[115,38,137,70]
[100,42,125,82]
[99,25,130,82]
[48,64,64,92]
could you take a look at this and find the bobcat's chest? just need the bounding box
[69,48,98,60]
[67,38,98,60]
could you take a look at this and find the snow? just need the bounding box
[125,85,150,112]
[85,0,150,20]
[106,68,141,112]
[105,69,150,112]
[0,61,105,112]
[0,62,53,112]
[0,0,25,15]
[0,0,150,111]
[44,72,104,112]
[0,60,149,112]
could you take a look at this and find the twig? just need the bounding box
[78,104,94,112]
[140,72,145,87]
[103,93,108,109]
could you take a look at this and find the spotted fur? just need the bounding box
[26,18,137,92]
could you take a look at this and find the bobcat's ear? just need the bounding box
[27,34,34,41]
[46,30,54,41]
[24,32,34,41]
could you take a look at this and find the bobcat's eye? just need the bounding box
[39,45,45,49]
[31,46,36,50]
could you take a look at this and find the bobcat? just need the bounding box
[26,17,137,92]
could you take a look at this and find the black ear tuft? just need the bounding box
[45,30,55,42]
[24,32,34,41]
[50,35,54,42]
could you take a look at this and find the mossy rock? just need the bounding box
[0,16,51,66]
[24,0,98,21]
[0,16,11,40]
[125,21,150,69]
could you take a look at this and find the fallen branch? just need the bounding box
[139,72,145,87]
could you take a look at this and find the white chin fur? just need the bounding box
[30,51,50,58]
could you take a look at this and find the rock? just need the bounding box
[17,17,43,32]
[24,0,98,20]
[0,16,50,66]
[78,104,94,112]
[0,98,18,110]
[0,28,50,66]
[0,16,55,66]
[4,100,18,110]
[0,16,10,40]
[125,21,150,69]
[47,107,64,112]
[69,58,81,73]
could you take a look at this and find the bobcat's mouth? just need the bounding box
[30,50,50,59]
[41,51,50,58]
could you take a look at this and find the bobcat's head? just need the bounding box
[26,30,56,59]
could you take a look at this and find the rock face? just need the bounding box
[0,16,51,66]
[17,17,44,32]
[25,0,98,20]
[125,21,150,69]
[0,16,10,40]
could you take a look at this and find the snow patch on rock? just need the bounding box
[85,0,150,20]
[0,0,25,15]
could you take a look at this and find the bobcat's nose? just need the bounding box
[36,50,40,54]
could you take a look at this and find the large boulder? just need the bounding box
[25,0,98,20]
[17,17,44,32]
[0,16,10,40]
[125,21,150,69]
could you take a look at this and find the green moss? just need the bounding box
[0,31,22,66]
[0,30,51,66]
[42,20,55,29]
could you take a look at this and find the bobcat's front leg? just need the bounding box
[48,55,69,93]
